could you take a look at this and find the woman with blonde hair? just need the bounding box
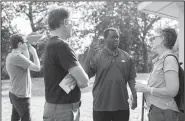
[136,27,180,121]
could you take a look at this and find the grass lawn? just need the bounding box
[2,73,149,121]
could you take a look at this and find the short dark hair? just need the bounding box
[161,27,177,49]
[103,28,119,39]
[10,34,24,49]
[48,7,69,30]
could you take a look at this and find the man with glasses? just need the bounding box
[6,34,41,121]
[43,7,89,121]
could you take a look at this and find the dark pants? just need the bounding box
[9,92,31,121]
[93,110,130,121]
[148,105,178,121]
[178,112,185,121]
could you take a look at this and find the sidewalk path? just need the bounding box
[2,75,149,121]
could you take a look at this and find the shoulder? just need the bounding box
[8,53,23,60]
[47,37,70,50]
[92,48,104,63]
[119,49,132,60]
[163,54,179,72]
[7,53,29,64]
[164,55,178,65]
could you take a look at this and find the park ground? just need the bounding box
[2,73,149,121]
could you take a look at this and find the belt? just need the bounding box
[45,101,81,110]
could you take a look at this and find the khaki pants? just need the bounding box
[148,105,179,121]
[43,101,80,121]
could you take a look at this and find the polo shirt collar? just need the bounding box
[158,50,173,59]
[104,47,119,57]
[152,50,173,63]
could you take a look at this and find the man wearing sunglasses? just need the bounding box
[6,34,41,121]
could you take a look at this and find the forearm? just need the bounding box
[147,87,177,98]
[82,58,94,78]
[82,58,90,73]
[69,65,89,88]
[22,49,30,59]
[32,52,40,69]
[128,79,137,99]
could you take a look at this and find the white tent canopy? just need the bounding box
[138,2,180,20]
[137,1,184,69]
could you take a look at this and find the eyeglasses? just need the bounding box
[64,19,74,25]
[152,35,162,40]
[69,20,73,25]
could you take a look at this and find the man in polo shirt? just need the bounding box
[83,28,137,121]
[6,34,41,121]
[43,7,89,121]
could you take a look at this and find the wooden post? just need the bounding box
[141,94,145,121]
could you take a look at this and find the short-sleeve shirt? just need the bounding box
[6,52,32,98]
[145,51,179,112]
[43,36,80,104]
[88,47,136,111]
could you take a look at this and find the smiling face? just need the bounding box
[105,30,120,50]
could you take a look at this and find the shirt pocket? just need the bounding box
[116,60,129,81]
[117,59,127,70]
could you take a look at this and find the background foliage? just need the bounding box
[1,1,178,79]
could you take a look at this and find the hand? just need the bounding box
[128,95,137,110]
[131,97,137,110]
[22,49,30,59]
[68,79,77,90]
[86,42,100,60]
[28,45,37,55]
[135,82,151,94]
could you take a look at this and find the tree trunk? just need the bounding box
[28,2,36,32]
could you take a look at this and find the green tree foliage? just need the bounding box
[1,1,178,79]
[78,2,161,73]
